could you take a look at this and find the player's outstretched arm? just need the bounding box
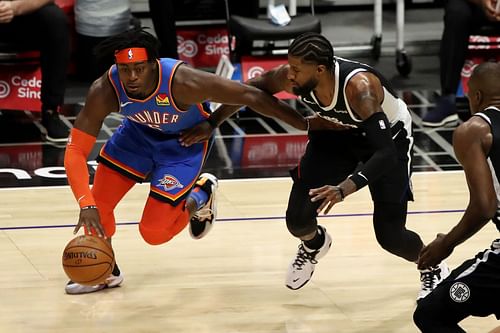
[173,64,309,130]
[179,66,290,146]
[178,65,353,146]
[64,74,118,238]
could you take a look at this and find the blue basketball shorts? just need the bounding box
[97,120,210,206]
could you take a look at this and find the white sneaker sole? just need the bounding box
[422,114,459,127]
[65,274,124,295]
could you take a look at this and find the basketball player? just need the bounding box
[179,32,450,299]
[64,28,345,295]
[414,62,500,332]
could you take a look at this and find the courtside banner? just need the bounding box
[0,65,42,112]
[240,134,307,168]
[241,56,297,100]
[177,26,230,68]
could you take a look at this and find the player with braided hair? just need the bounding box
[63,28,346,295]
[180,32,450,300]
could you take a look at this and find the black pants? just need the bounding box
[0,3,70,111]
[414,239,500,332]
[285,129,423,262]
[440,0,500,95]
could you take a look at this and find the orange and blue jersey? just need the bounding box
[97,58,212,205]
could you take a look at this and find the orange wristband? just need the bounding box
[64,128,97,208]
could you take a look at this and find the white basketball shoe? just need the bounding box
[65,265,124,295]
[189,173,219,239]
[417,261,450,301]
[286,225,332,290]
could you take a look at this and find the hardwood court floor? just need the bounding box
[0,172,498,333]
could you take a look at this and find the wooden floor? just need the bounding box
[0,172,498,333]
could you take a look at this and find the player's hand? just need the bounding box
[179,121,213,147]
[309,185,344,214]
[0,1,15,23]
[480,0,499,21]
[307,114,357,131]
[74,206,106,238]
[417,233,454,270]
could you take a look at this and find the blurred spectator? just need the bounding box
[0,0,70,142]
[74,0,132,81]
[148,0,259,59]
[422,0,500,127]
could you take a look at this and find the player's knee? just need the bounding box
[413,301,437,332]
[286,208,316,237]
[139,223,174,245]
[374,230,400,253]
[413,305,426,330]
[139,201,188,245]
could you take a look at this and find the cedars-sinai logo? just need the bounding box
[177,36,198,58]
[247,66,265,79]
[0,80,10,99]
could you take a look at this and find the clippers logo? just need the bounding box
[158,174,184,192]
[247,66,265,79]
[128,49,134,60]
[449,282,470,303]
[0,80,10,99]
[177,36,198,58]
[155,93,170,106]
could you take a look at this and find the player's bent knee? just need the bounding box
[139,201,189,245]
[413,299,443,332]
[375,233,400,253]
[139,223,175,245]
[413,303,428,327]
[286,211,316,237]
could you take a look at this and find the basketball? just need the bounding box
[62,235,115,286]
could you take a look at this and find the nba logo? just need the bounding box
[128,49,133,60]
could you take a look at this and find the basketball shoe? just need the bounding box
[417,261,450,301]
[65,264,123,295]
[189,173,218,239]
[421,96,459,128]
[286,225,332,290]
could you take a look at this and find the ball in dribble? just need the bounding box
[62,235,115,285]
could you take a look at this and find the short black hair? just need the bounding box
[94,27,161,64]
[470,61,500,96]
[288,32,334,70]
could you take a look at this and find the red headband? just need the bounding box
[114,48,148,64]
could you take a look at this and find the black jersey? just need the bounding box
[299,56,412,134]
